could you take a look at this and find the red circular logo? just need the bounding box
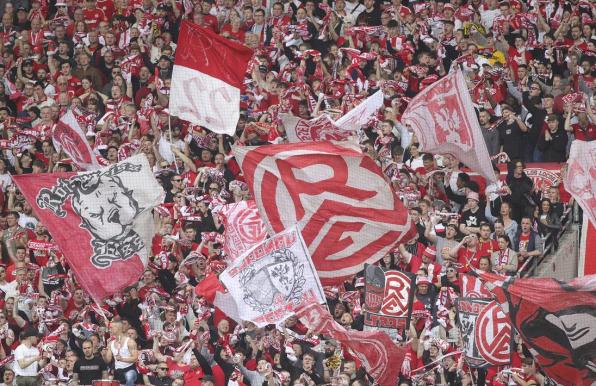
[474,301,512,365]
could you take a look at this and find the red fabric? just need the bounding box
[296,302,407,386]
[12,156,162,302]
[174,21,252,89]
[479,272,596,385]
[233,141,416,285]
[194,273,225,303]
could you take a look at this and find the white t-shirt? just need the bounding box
[14,344,40,376]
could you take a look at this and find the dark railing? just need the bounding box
[519,206,573,278]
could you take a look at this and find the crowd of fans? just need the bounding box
[0,0,592,384]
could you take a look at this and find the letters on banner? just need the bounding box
[219,225,325,327]
[13,154,164,302]
[457,275,512,368]
[363,265,415,340]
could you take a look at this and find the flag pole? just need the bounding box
[168,114,179,174]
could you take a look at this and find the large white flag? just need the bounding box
[218,225,325,327]
[169,21,253,135]
[336,89,384,131]
[564,140,596,228]
[401,69,497,183]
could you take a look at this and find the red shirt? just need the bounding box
[571,123,596,142]
[477,238,498,258]
[82,8,106,30]
[457,248,480,272]
[96,0,114,19]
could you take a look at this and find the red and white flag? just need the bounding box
[280,114,352,143]
[401,69,497,183]
[220,200,268,262]
[461,274,492,298]
[169,21,253,136]
[13,155,164,302]
[52,108,100,171]
[478,272,596,385]
[233,141,416,285]
[296,301,407,386]
[564,140,596,228]
[219,225,325,327]
[281,90,383,142]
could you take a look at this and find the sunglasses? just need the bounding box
[173,179,182,182]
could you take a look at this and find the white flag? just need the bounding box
[564,140,596,228]
[218,225,325,327]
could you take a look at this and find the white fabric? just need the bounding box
[14,344,40,376]
[169,65,240,136]
[219,225,325,327]
[111,337,132,369]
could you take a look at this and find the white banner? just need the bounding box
[219,225,325,327]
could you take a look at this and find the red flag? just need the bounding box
[194,273,226,304]
[564,140,596,228]
[401,69,496,183]
[296,302,407,386]
[478,272,596,385]
[170,21,253,135]
[461,274,492,298]
[13,155,164,302]
[220,200,267,262]
[52,108,100,171]
[233,141,416,285]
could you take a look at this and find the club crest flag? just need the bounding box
[220,200,267,262]
[13,154,165,302]
[401,69,496,183]
[52,108,101,171]
[219,225,325,327]
[564,140,596,228]
[233,141,416,285]
[479,272,596,385]
[280,114,352,143]
[169,20,253,135]
[363,266,415,340]
[280,90,383,142]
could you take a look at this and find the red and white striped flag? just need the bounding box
[52,108,100,171]
[169,21,253,136]
[401,69,497,183]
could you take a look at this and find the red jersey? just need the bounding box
[457,248,480,273]
[82,8,106,30]
[571,123,596,141]
[96,0,115,19]
[477,238,498,258]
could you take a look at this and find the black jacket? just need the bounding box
[537,129,568,162]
